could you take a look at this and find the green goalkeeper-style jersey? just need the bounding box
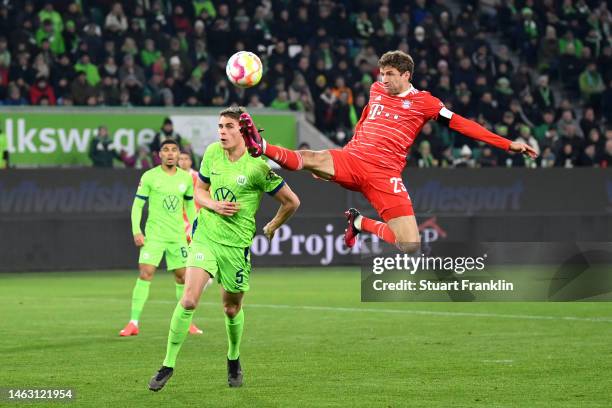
[195,142,285,248]
[132,166,195,242]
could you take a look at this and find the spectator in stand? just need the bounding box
[105,3,128,38]
[70,71,97,106]
[0,0,607,169]
[534,110,559,150]
[579,107,598,136]
[516,124,541,159]
[3,84,28,105]
[74,53,100,86]
[415,140,438,168]
[454,145,476,168]
[478,146,498,167]
[557,109,584,139]
[540,147,556,168]
[89,125,120,168]
[555,143,577,168]
[533,75,556,110]
[601,140,612,168]
[538,25,559,75]
[578,61,606,106]
[29,76,55,105]
[150,118,189,166]
[36,19,64,56]
[121,144,153,169]
[577,143,600,166]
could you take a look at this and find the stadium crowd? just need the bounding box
[0,0,611,167]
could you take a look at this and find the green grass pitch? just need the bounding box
[1,267,611,407]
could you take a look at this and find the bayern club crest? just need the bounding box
[402,100,412,109]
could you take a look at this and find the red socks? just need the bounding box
[264,144,304,171]
[360,217,397,245]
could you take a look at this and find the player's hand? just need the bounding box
[213,201,240,216]
[509,141,538,159]
[134,233,145,247]
[263,222,276,241]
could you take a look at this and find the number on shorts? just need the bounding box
[236,269,244,284]
[180,247,188,258]
[389,177,407,194]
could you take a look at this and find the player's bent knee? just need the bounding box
[138,270,154,280]
[224,304,241,318]
[181,297,198,310]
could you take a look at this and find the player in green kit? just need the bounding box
[119,139,204,336]
[148,107,300,390]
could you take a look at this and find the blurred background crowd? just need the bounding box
[0,0,610,168]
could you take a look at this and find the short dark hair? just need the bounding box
[160,139,179,149]
[219,106,247,121]
[378,50,414,76]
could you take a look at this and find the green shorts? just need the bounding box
[139,240,188,270]
[187,238,251,293]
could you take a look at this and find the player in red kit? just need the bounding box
[240,51,537,252]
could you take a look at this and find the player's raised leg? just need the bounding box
[239,112,336,179]
[148,266,212,391]
[120,263,156,336]
[345,209,421,253]
[344,174,421,253]
[173,267,203,335]
[222,288,245,387]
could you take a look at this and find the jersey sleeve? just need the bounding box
[420,93,447,121]
[184,173,194,200]
[132,172,149,234]
[198,144,213,184]
[135,172,150,199]
[257,162,285,196]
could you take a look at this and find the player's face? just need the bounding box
[218,115,244,150]
[160,143,179,167]
[178,153,192,170]
[380,66,411,95]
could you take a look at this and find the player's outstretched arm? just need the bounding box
[194,177,239,216]
[437,109,538,159]
[263,184,300,240]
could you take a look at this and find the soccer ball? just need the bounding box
[226,51,263,88]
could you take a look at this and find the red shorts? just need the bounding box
[329,149,414,222]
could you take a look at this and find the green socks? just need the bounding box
[225,308,244,360]
[130,278,151,322]
[175,283,184,301]
[163,303,194,368]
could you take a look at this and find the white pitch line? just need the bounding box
[13,296,612,324]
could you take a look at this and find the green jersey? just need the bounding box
[195,142,284,247]
[131,166,195,242]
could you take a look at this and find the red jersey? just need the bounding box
[345,81,445,173]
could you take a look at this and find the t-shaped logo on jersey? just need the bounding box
[368,103,385,120]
